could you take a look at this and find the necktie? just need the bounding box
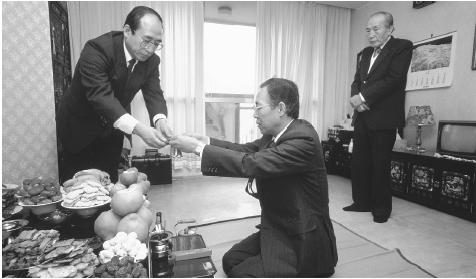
[372,47,381,59]
[127,58,136,74]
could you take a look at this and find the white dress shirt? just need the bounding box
[113,41,166,134]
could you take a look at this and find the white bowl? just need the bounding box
[61,198,111,218]
[19,200,62,216]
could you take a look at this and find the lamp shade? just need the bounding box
[406,105,435,126]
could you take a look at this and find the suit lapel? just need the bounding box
[360,49,372,79]
[367,36,394,77]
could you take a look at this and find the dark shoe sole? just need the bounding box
[373,216,389,223]
[343,204,371,212]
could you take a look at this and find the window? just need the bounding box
[204,22,256,143]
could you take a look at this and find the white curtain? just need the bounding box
[67,1,204,156]
[256,2,351,138]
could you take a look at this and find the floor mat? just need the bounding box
[192,216,434,278]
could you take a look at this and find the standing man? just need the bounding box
[344,11,413,223]
[170,78,338,277]
[57,6,173,182]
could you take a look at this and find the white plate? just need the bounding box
[61,198,111,218]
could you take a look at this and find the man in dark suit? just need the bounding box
[57,6,173,182]
[170,78,337,277]
[343,11,413,223]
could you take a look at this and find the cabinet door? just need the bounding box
[390,160,407,196]
[437,171,473,219]
[408,164,436,206]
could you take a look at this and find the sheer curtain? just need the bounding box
[67,1,204,156]
[256,2,351,138]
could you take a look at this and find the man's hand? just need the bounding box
[350,94,364,108]
[155,118,174,143]
[356,103,370,112]
[169,135,201,153]
[183,133,209,144]
[133,122,168,148]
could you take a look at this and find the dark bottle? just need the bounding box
[149,212,174,277]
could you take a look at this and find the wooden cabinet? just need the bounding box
[390,150,476,221]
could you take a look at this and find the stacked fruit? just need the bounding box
[94,168,153,242]
[17,177,62,205]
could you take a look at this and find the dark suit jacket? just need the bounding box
[57,31,167,153]
[202,119,338,276]
[351,36,413,130]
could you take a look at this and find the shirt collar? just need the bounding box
[123,39,133,63]
[273,119,294,142]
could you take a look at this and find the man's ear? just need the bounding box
[278,102,286,116]
[123,24,132,38]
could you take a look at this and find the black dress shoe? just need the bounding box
[342,204,371,212]
[373,216,389,223]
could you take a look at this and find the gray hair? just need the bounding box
[370,11,394,28]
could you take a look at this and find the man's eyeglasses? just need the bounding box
[252,104,271,112]
[140,38,163,51]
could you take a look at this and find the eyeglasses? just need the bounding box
[252,104,271,112]
[140,38,163,51]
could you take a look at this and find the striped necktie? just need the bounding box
[372,47,381,59]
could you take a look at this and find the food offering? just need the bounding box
[94,255,148,278]
[61,169,112,218]
[2,184,21,219]
[94,167,154,242]
[2,229,100,278]
[17,177,62,205]
[98,232,148,263]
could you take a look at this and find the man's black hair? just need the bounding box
[124,6,163,33]
[260,78,300,119]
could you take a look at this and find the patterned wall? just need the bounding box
[2,2,59,184]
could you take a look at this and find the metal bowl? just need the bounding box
[2,219,29,241]
[19,200,62,216]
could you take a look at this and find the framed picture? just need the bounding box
[472,25,476,70]
[406,31,457,91]
[413,1,435,9]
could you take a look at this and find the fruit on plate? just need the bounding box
[17,177,62,205]
[116,214,150,242]
[119,168,139,186]
[94,210,122,241]
[111,188,144,217]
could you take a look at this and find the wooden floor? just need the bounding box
[147,175,476,278]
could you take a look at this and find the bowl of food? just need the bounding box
[2,219,29,242]
[61,198,111,218]
[19,199,62,216]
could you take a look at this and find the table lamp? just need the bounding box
[406,105,434,153]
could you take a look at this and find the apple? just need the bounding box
[109,183,126,196]
[119,169,139,186]
[129,180,151,195]
[137,172,148,182]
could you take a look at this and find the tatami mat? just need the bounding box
[194,216,434,278]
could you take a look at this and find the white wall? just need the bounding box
[349,1,476,149]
